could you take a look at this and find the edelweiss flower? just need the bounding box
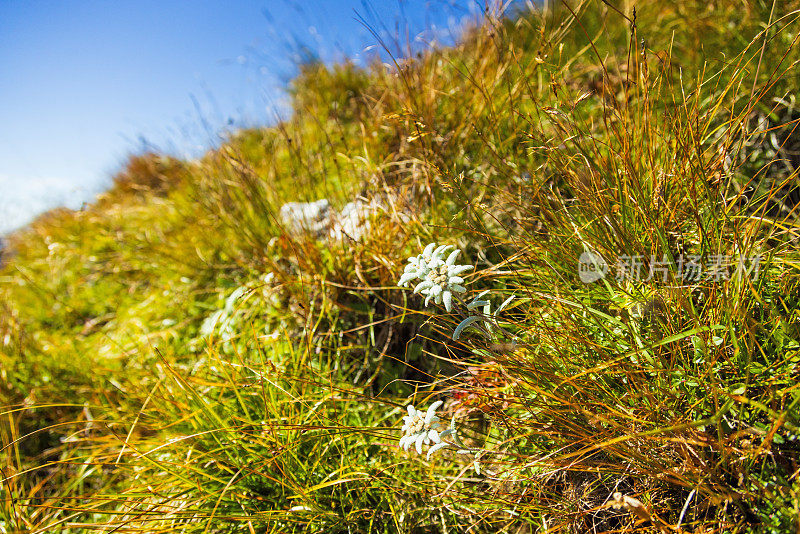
[412,249,472,312]
[399,400,453,459]
[397,243,473,312]
[398,243,452,287]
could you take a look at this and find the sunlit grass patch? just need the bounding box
[2,1,800,532]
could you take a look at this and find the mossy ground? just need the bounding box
[2,2,800,532]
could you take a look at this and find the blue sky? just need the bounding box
[0,0,481,233]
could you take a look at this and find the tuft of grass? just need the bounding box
[2,1,800,532]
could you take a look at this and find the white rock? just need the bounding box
[330,200,375,241]
[279,199,331,237]
[279,197,380,242]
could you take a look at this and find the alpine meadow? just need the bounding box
[2,1,800,532]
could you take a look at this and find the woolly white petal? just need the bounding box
[415,433,425,454]
[407,405,416,417]
[433,244,452,257]
[445,249,460,265]
[443,290,453,312]
[423,243,436,256]
[413,280,433,294]
[428,429,440,443]
[448,276,464,285]
[425,401,443,422]
[398,272,418,287]
[449,265,473,276]
[430,284,442,296]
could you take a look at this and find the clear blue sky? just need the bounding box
[0,0,483,233]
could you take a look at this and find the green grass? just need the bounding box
[2,1,800,532]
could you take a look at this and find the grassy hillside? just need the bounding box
[2,1,800,532]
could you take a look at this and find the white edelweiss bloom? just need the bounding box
[397,243,455,288]
[397,243,472,312]
[399,243,434,286]
[416,250,472,312]
[398,400,453,457]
